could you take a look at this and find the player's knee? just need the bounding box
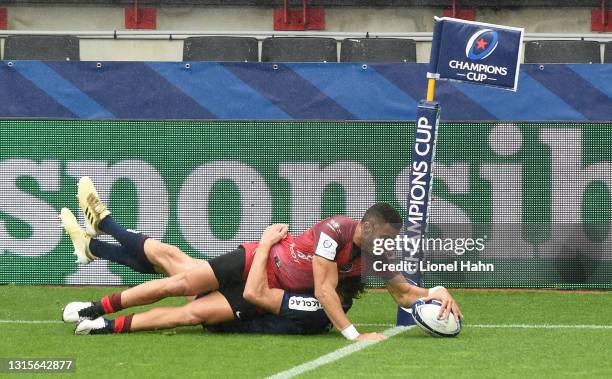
[179,308,203,326]
[179,303,214,326]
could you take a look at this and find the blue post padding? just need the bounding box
[396,100,441,327]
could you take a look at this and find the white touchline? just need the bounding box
[1,320,611,330]
[266,326,413,379]
[2,319,611,330]
[355,323,612,329]
[470,324,612,329]
[0,320,63,324]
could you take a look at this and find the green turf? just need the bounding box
[0,286,610,378]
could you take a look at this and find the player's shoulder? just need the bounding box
[316,215,358,237]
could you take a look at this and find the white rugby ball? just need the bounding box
[412,299,462,337]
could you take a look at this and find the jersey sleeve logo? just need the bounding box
[315,232,339,260]
[288,296,323,312]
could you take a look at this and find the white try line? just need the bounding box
[0,319,63,324]
[470,324,612,329]
[2,320,611,330]
[357,323,612,329]
[267,326,413,379]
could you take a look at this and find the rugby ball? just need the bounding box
[412,299,462,337]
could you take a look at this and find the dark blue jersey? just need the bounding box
[205,291,352,335]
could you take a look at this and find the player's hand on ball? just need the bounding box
[356,332,387,341]
[424,288,463,321]
[259,224,289,247]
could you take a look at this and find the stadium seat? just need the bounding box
[524,40,601,64]
[4,35,80,61]
[183,36,259,62]
[605,42,612,64]
[340,38,416,63]
[261,37,337,62]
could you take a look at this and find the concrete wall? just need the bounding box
[1,5,600,62]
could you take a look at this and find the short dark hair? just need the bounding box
[361,202,402,227]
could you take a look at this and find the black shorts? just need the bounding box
[205,292,330,334]
[205,292,354,335]
[205,247,259,321]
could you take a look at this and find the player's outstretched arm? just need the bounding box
[242,224,287,315]
[385,274,463,320]
[313,256,386,341]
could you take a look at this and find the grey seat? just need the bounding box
[183,36,258,62]
[524,40,601,64]
[605,42,612,64]
[341,38,416,63]
[261,37,337,62]
[4,35,80,61]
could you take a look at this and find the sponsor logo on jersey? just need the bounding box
[288,296,323,312]
[289,243,314,263]
[314,232,338,260]
[326,219,341,235]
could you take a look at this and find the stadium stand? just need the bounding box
[340,38,417,63]
[183,36,259,62]
[0,1,602,5]
[3,35,80,61]
[524,40,602,64]
[261,37,337,62]
[605,42,612,63]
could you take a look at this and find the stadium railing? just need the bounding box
[1,30,612,63]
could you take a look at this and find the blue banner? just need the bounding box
[397,100,441,327]
[0,61,610,121]
[428,17,524,91]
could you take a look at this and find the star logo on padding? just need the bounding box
[476,38,488,50]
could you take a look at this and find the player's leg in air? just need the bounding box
[60,177,253,333]
[60,177,306,335]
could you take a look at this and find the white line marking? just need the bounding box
[356,323,612,329]
[470,324,612,329]
[267,326,412,379]
[1,320,610,330]
[0,319,63,324]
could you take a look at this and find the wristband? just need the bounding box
[428,286,445,296]
[341,324,360,340]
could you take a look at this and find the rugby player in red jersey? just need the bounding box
[62,177,462,340]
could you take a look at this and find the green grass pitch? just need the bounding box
[0,286,610,378]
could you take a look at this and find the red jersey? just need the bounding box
[241,216,363,292]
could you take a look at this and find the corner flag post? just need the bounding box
[396,17,523,326]
[426,78,436,102]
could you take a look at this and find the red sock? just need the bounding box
[100,292,124,314]
[113,314,134,334]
